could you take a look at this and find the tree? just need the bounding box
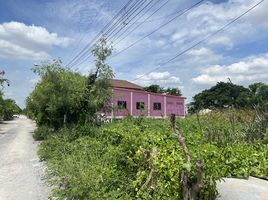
[26,38,115,128]
[0,70,10,87]
[189,82,251,113]
[0,70,15,120]
[80,38,114,123]
[26,59,87,129]
[2,99,21,120]
[144,85,164,93]
[249,82,268,105]
[165,87,182,96]
[144,84,182,96]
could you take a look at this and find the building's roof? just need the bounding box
[109,79,143,90]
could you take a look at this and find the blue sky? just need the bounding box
[0,0,268,108]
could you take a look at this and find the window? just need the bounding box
[153,102,161,110]
[136,102,145,110]
[176,102,183,106]
[117,101,127,109]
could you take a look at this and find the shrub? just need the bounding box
[39,111,268,199]
[33,125,52,140]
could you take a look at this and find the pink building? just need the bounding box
[105,80,186,118]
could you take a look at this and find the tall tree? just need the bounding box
[80,38,114,123]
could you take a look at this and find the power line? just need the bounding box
[128,8,190,25]
[112,0,170,45]
[69,0,164,69]
[67,0,154,69]
[103,0,146,39]
[107,0,156,41]
[67,0,147,68]
[112,0,205,57]
[132,0,265,82]
[67,12,99,62]
[65,0,135,68]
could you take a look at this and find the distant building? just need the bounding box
[105,79,186,118]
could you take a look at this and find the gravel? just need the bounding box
[0,116,50,200]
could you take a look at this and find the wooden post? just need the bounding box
[170,114,203,200]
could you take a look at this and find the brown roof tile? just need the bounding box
[109,79,143,90]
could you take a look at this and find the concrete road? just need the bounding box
[217,177,268,200]
[0,116,50,200]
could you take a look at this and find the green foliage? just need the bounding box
[189,81,268,113]
[80,38,114,121]
[26,38,115,132]
[0,71,19,121]
[165,87,182,96]
[39,110,268,199]
[25,59,87,129]
[190,82,250,112]
[144,84,182,96]
[33,125,52,140]
[1,99,21,120]
[249,82,268,105]
[144,85,165,93]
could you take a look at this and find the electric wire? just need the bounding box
[112,0,205,57]
[132,0,265,82]
[65,0,135,68]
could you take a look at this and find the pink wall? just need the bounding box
[132,91,148,116]
[106,88,185,117]
[112,89,131,116]
[166,96,185,116]
[150,94,164,117]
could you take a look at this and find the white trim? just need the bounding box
[164,96,167,117]
[130,91,133,115]
[148,93,150,116]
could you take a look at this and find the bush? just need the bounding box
[33,125,52,140]
[38,111,268,199]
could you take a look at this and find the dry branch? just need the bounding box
[170,114,203,200]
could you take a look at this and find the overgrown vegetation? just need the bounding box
[0,70,21,121]
[26,38,114,130]
[24,38,268,199]
[38,110,268,199]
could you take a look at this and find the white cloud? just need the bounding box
[135,71,181,87]
[0,21,71,60]
[170,0,268,50]
[185,47,223,66]
[187,47,214,57]
[208,35,233,48]
[192,53,268,85]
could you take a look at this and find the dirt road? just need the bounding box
[0,116,50,200]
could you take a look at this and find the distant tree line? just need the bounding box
[0,71,21,120]
[189,81,268,114]
[144,84,182,96]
